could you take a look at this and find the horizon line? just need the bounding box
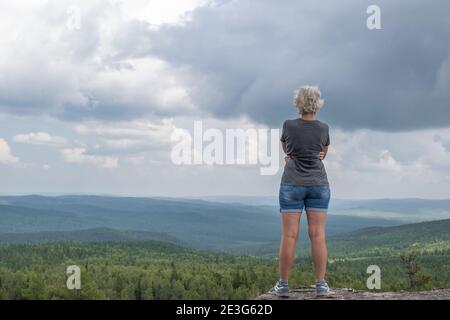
[0,193,450,202]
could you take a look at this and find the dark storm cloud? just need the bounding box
[134,0,450,131]
[0,1,187,123]
[1,0,449,130]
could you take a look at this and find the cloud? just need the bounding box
[13,132,68,147]
[118,0,208,26]
[0,1,449,198]
[0,138,20,165]
[73,118,177,156]
[1,1,448,132]
[56,57,195,122]
[326,127,450,178]
[0,1,196,122]
[74,119,175,140]
[61,148,118,169]
[134,0,450,131]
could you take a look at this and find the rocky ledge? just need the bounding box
[255,286,450,300]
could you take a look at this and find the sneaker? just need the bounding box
[269,280,290,297]
[316,280,334,297]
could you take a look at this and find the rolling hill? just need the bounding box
[0,216,449,298]
[245,218,450,257]
[0,228,183,246]
[323,218,450,258]
[0,195,404,254]
[195,196,450,222]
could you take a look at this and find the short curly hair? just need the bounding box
[293,85,324,115]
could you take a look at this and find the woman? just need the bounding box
[270,85,333,297]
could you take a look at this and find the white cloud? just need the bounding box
[0,138,20,165]
[323,127,450,198]
[61,148,118,169]
[13,132,68,147]
[0,1,199,121]
[118,0,209,26]
[72,118,178,158]
[121,155,146,166]
[74,119,175,139]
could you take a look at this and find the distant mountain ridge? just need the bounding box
[196,196,450,222]
[1,218,449,255]
[0,195,405,254]
[0,227,183,246]
[323,218,450,258]
[246,218,450,257]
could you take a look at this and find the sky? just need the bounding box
[0,0,450,199]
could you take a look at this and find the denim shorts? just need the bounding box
[279,184,330,213]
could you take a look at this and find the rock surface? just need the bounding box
[255,286,450,300]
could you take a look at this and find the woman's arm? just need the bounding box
[319,146,329,160]
[284,142,328,161]
[282,142,292,163]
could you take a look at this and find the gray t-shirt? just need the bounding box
[280,118,330,186]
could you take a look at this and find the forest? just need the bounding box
[1,197,449,299]
[0,240,448,300]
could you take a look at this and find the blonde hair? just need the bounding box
[293,85,324,115]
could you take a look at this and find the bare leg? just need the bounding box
[306,210,328,281]
[279,212,301,281]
